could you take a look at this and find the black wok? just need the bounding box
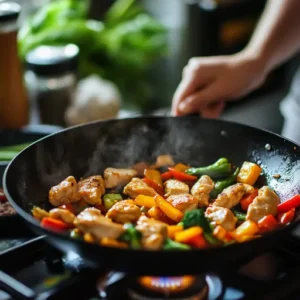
[3,116,300,275]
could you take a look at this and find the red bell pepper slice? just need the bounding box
[277,194,300,213]
[161,171,173,181]
[187,235,207,248]
[168,168,197,181]
[240,189,258,211]
[41,217,71,232]
[0,189,7,203]
[142,178,164,196]
[59,203,75,214]
[258,215,278,232]
[278,208,295,224]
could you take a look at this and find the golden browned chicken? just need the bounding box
[191,175,215,207]
[49,208,76,224]
[246,186,280,222]
[166,194,198,213]
[74,207,124,240]
[164,179,189,198]
[205,206,237,231]
[106,200,141,224]
[104,168,137,188]
[213,183,254,209]
[49,176,81,207]
[123,178,157,198]
[77,175,105,205]
[136,215,167,250]
[155,155,175,168]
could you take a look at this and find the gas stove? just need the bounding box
[1,228,300,300]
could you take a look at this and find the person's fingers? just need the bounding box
[176,83,222,116]
[200,101,225,119]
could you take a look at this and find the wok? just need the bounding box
[3,116,300,275]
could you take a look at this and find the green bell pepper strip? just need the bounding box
[185,158,231,178]
[204,232,222,246]
[103,194,123,211]
[232,210,246,221]
[163,238,191,250]
[210,167,240,199]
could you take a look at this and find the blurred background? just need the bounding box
[2,0,300,133]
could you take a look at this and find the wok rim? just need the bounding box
[3,116,300,255]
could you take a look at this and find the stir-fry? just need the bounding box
[32,156,299,250]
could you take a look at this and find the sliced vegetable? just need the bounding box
[103,193,123,211]
[203,232,221,246]
[70,228,82,240]
[163,238,191,250]
[154,195,183,222]
[119,223,141,249]
[258,215,278,231]
[32,206,49,220]
[167,225,184,239]
[100,237,128,248]
[84,233,95,243]
[135,195,156,208]
[144,169,162,186]
[173,163,190,172]
[168,168,197,181]
[277,194,300,213]
[143,178,164,195]
[240,189,258,211]
[185,158,231,178]
[236,161,262,185]
[213,225,227,241]
[41,217,71,232]
[210,167,240,198]
[278,208,295,224]
[147,206,172,223]
[59,203,75,214]
[161,171,173,181]
[233,220,259,242]
[181,208,212,232]
[188,235,207,248]
[174,226,203,243]
[232,210,246,221]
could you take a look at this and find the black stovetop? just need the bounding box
[1,229,300,300]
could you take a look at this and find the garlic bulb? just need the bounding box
[65,75,121,126]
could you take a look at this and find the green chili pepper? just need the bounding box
[163,238,191,250]
[210,168,240,199]
[103,193,123,210]
[181,208,212,233]
[232,210,246,221]
[185,158,231,179]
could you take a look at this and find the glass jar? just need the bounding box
[25,44,79,127]
[0,1,29,128]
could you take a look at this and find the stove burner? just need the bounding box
[127,275,208,300]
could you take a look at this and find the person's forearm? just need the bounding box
[243,0,300,73]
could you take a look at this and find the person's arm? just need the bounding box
[244,0,300,73]
[172,0,300,117]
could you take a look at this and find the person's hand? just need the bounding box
[171,52,268,118]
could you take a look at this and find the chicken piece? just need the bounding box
[106,200,141,224]
[104,168,137,189]
[166,194,197,213]
[191,175,215,207]
[246,186,280,222]
[155,155,175,168]
[49,208,76,224]
[132,162,150,176]
[213,183,255,209]
[74,207,124,240]
[123,178,157,198]
[164,179,189,198]
[205,206,237,231]
[49,176,81,207]
[77,175,105,205]
[136,215,168,250]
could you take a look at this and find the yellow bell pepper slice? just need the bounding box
[100,237,128,248]
[232,220,259,242]
[213,225,227,241]
[167,225,184,238]
[144,169,162,186]
[236,161,262,185]
[135,195,156,208]
[174,226,203,243]
[173,163,190,173]
[154,195,183,222]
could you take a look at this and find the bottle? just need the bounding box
[0,1,29,128]
[25,44,79,127]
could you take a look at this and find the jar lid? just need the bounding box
[25,44,80,76]
[0,1,20,22]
